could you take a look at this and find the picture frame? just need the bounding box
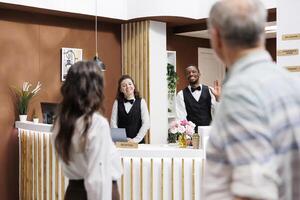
[61,47,83,81]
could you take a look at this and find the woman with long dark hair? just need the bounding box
[52,61,122,200]
[110,75,150,143]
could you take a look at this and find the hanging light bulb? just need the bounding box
[93,0,106,71]
[94,53,106,71]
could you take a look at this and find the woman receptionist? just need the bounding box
[110,75,150,143]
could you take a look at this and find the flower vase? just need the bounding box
[192,133,200,149]
[33,118,39,123]
[19,115,27,122]
[178,134,187,148]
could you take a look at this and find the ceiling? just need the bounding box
[175,21,277,39]
[169,8,276,40]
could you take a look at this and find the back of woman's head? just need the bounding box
[55,61,104,163]
[61,61,104,115]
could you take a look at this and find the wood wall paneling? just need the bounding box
[0,8,121,200]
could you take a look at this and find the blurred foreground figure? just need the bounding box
[204,0,300,199]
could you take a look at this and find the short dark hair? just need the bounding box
[185,65,200,73]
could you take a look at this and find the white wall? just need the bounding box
[0,0,276,20]
[126,0,212,20]
[198,48,225,87]
[277,0,300,76]
[1,0,128,19]
[149,21,168,144]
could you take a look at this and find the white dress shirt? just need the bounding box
[175,84,217,120]
[110,98,150,143]
[52,113,122,200]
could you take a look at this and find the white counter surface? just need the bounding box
[119,144,203,158]
[15,121,52,132]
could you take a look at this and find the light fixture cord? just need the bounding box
[95,0,98,56]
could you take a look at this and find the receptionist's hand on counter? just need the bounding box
[127,138,137,143]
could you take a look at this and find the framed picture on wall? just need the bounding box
[61,48,83,81]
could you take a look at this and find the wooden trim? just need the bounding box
[43,133,48,200]
[140,158,143,200]
[161,158,164,200]
[182,159,184,200]
[121,158,124,200]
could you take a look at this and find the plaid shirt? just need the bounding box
[204,50,300,200]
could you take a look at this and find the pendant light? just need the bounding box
[93,0,106,71]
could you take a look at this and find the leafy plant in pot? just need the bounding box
[167,63,178,113]
[12,81,42,122]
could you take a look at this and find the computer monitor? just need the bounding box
[111,128,127,142]
[41,102,58,124]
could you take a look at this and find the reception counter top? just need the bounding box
[16,121,205,200]
[15,121,52,132]
[119,144,203,158]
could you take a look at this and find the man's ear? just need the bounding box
[211,27,223,49]
[210,27,225,61]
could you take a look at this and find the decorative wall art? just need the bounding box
[61,48,83,81]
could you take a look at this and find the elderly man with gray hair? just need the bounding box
[204,0,300,199]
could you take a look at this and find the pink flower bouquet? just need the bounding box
[168,119,196,143]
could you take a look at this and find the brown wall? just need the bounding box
[0,8,121,200]
[167,30,277,92]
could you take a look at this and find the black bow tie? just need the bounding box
[124,99,134,104]
[191,86,201,93]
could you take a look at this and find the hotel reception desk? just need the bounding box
[16,121,205,200]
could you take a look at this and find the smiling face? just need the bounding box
[120,78,135,99]
[185,66,200,86]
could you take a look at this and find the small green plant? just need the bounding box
[167,63,179,96]
[12,81,42,115]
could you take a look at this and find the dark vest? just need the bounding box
[183,85,212,128]
[117,98,144,143]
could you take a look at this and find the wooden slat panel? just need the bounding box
[55,155,59,200]
[192,159,195,200]
[123,23,127,74]
[128,23,132,76]
[38,133,42,200]
[143,21,150,144]
[20,131,24,200]
[121,158,124,200]
[131,22,136,82]
[161,159,164,200]
[61,171,65,199]
[182,159,185,200]
[150,158,153,200]
[49,134,53,200]
[171,158,174,200]
[43,134,48,200]
[29,132,33,200]
[138,21,144,97]
[34,133,38,200]
[140,158,143,200]
[135,22,140,91]
[121,20,150,143]
[130,158,133,200]
[24,131,28,199]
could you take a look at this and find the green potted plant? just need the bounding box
[167,63,178,113]
[12,81,42,122]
